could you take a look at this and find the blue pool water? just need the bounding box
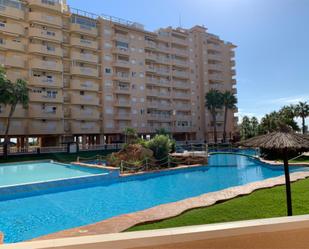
[0,162,106,187]
[0,154,308,243]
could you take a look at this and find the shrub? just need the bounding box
[145,135,175,161]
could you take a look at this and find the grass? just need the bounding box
[0,150,117,164]
[290,156,309,163]
[127,178,309,232]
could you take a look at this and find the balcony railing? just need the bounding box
[28,12,62,26]
[71,23,98,36]
[29,59,63,71]
[70,37,98,50]
[0,21,24,35]
[0,39,25,52]
[0,2,25,19]
[71,66,99,77]
[28,0,63,12]
[28,44,63,57]
[28,27,63,42]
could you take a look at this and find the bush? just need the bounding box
[145,135,175,160]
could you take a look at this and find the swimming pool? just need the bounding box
[0,154,308,243]
[0,161,106,187]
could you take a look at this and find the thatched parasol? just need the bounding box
[238,130,309,216]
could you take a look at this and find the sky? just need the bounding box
[68,0,309,122]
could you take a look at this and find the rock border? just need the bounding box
[32,171,309,242]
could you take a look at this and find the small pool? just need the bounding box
[0,161,106,187]
[0,154,308,243]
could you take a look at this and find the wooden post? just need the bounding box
[283,150,293,216]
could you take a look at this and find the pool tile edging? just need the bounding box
[31,171,309,242]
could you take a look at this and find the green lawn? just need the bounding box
[127,178,309,232]
[0,150,116,164]
[290,156,309,163]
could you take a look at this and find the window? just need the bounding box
[105,68,112,74]
[80,91,84,96]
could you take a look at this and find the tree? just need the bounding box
[205,89,223,143]
[240,116,251,140]
[123,127,138,144]
[222,91,237,142]
[0,67,29,158]
[155,128,171,137]
[145,135,174,161]
[295,102,309,134]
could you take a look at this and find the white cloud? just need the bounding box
[266,95,309,105]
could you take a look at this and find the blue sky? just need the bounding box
[68,0,309,121]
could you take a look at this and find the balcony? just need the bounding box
[29,104,63,119]
[114,99,131,107]
[29,90,63,103]
[0,3,25,20]
[173,70,189,79]
[28,44,63,57]
[71,121,100,134]
[0,105,27,118]
[172,59,188,67]
[114,113,131,120]
[70,79,99,91]
[29,27,63,42]
[230,60,236,67]
[28,120,64,135]
[173,81,190,89]
[114,85,130,94]
[147,113,172,121]
[27,0,63,12]
[71,66,99,77]
[157,57,170,65]
[172,48,188,57]
[230,50,235,58]
[147,90,171,98]
[173,92,191,100]
[113,60,130,68]
[0,39,25,52]
[112,47,130,55]
[231,69,236,76]
[71,51,98,63]
[70,23,98,36]
[145,53,157,61]
[208,73,224,82]
[156,68,170,76]
[29,59,63,72]
[145,40,157,49]
[0,22,24,36]
[70,93,99,106]
[4,57,25,68]
[70,37,98,50]
[0,119,28,135]
[232,79,237,84]
[171,36,188,46]
[208,63,223,71]
[208,53,222,61]
[232,88,237,94]
[207,43,221,51]
[174,103,191,110]
[70,107,100,120]
[114,33,130,43]
[29,75,63,88]
[28,12,63,27]
[113,72,130,81]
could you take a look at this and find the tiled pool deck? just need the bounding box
[31,171,309,242]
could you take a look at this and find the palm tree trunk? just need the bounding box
[3,104,16,158]
[212,110,217,144]
[223,106,228,143]
[302,116,305,134]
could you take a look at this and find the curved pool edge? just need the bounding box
[29,170,309,243]
[209,152,309,167]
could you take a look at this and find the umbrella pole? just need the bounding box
[283,151,293,216]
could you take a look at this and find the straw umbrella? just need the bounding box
[238,129,309,216]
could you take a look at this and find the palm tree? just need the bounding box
[222,91,237,142]
[295,102,309,134]
[123,127,138,144]
[0,68,29,158]
[205,89,223,143]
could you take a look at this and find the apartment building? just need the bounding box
[0,0,237,149]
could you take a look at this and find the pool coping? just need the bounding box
[31,170,309,242]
